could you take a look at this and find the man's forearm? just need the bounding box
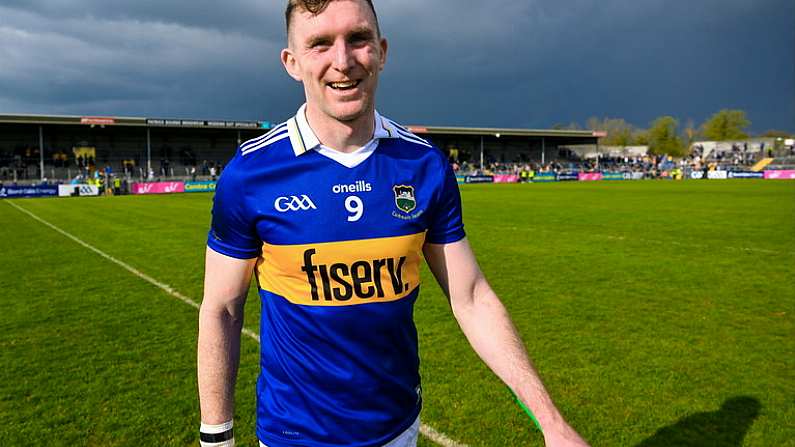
[450,278,567,432]
[197,302,244,424]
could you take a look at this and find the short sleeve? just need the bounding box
[206,156,261,259]
[426,160,466,244]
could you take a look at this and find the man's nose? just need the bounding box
[331,40,355,72]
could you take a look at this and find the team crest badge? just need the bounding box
[393,185,416,213]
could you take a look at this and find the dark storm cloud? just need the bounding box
[0,0,792,132]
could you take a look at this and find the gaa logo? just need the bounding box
[393,185,416,213]
[274,195,317,212]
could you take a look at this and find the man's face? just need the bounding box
[282,0,387,124]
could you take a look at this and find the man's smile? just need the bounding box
[327,80,361,90]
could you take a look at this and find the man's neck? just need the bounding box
[304,105,375,153]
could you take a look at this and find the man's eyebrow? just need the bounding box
[302,25,378,48]
[305,34,332,47]
[348,26,376,39]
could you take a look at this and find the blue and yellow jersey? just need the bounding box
[207,105,465,447]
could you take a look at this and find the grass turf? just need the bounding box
[1,179,793,446]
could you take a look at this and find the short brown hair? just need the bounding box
[285,0,380,37]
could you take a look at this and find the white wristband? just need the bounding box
[200,420,234,447]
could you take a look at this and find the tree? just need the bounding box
[701,109,751,141]
[633,129,649,146]
[647,116,685,156]
[683,118,699,147]
[585,116,636,146]
[760,130,793,138]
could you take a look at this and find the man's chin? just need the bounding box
[328,104,370,123]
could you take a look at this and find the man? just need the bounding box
[197,1,589,446]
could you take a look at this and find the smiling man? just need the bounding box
[197,1,589,446]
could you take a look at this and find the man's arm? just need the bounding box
[197,247,257,425]
[423,238,588,446]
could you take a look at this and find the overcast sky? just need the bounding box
[0,0,792,133]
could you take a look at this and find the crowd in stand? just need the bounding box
[0,147,225,184]
[3,138,793,185]
[452,143,787,180]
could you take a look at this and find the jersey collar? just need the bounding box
[287,103,397,157]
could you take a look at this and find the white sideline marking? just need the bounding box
[6,200,466,447]
[420,424,468,447]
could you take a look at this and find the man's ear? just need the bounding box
[281,48,302,82]
[378,37,388,71]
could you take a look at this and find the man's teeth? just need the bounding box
[329,81,358,89]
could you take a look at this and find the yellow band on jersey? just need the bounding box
[257,232,425,307]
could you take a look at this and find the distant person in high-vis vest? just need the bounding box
[196,1,590,446]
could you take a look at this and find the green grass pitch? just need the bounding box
[1,180,793,446]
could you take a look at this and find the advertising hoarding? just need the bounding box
[556,172,579,181]
[465,175,495,184]
[58,184,100,197]
[0,185,58,198]
[578,173,603,181]
[727,171,764,179]
[602,172,625,181]
[184,181,217,193]
[532,173,558,183]
[764,170,795,180]
[493,175,519,183]
[132,182,185,195]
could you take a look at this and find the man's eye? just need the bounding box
[310,41,331,49]
[349,33,372,45]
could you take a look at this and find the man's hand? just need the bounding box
[423,238,589,446]
[544,423,590,446]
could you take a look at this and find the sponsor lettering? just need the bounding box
[258,233,424,307]
[764,170,795,180]
[0,185,58,198]
[332,181,372,194]
[532,173,558,182]
[132,182,185,194]
[81,117,115,125]
[727,171,764,179]
[301,249,408,301]
[465,175,494,184]
[557,172,578,181]
[184,182,217,192]
[274,195,317,212]
[578,173,603,181]
[58,184,99,197]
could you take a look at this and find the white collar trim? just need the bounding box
[288,103,396,158]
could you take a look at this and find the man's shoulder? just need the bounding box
[219,122,295,185]
[379,115,432,148]
[236,121,292,161]
[378,115,447,163]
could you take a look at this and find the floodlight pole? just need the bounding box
[39,125,44,181]
[541,137,546,166]
[480,136,484,171]
[146,127,152,177]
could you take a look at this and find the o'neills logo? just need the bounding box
[332,180,372,194]
[301,249,408,301]
[257,232,425,307]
